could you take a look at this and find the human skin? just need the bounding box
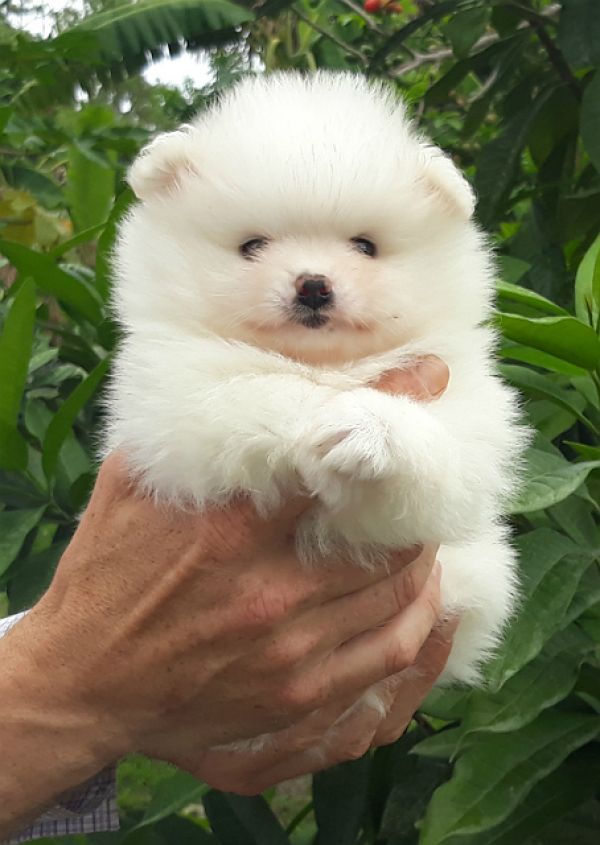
[0,357,450,836]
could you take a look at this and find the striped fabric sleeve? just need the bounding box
[0,612,120,843]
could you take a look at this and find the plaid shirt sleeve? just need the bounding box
[0,612,119,843]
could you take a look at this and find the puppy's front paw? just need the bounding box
[295,394,396,506]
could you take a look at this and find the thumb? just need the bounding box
[374,356,449,401]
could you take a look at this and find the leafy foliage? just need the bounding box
[0,1,599,843]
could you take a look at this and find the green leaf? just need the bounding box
[565,566,600,627]
[575,232,600,327]
[420,688,473,721]
[475,94,551,228]
[128,768,207,831]
[203,790,256,845]
[549,494,599,548]
[0,240,103,325]
[0,507,45,578]
[313,757,370,845]
[66,143,115,232]
[95,188,135,302]
[498,313,600,370]
[0,278,35,470]
[419,712,600,845]
[8,541,67,613]
[370,0,480,70]
[496,280,568,316]
[582,70,600,174]
[42,357,110,480]
[487,531,591,689]
[57,0,255,79]
[566,441,600,460]
[500,346,587,377]
[526,799,600,845]
[526,400,577,441]
[500,365,591,429]
[49,223,106,261]
[203,791,290,845]
[0,471,47,510]
[461,625,595,741]
[379,731,451,842]
[451,750,600,845]
[558,0,600,68]
[511,447,600,514]
[497,256,530,284]
[445,7,489,59]
[6,165,63,209]
[412,727,466,761]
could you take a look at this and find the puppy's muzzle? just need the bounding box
[294,274,334,312]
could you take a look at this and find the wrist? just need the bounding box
[0,608,122,837]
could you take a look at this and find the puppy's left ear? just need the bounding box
[420,146,476,220]
[127,128,198,201]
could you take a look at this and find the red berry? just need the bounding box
[363,0,382,12]
[386,1,403,11]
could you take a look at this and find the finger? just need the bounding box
[304,542,427,606]
[371,616,458,747]
[182,693,360,793]
[305,544,438,651]
[244,702,383,792]
[373,356,449,401]
[323,562,442,699]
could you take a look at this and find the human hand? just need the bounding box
[168,356,454,792]
[173,564,455,795]
[0,354,451,831]
[3,433,441,768]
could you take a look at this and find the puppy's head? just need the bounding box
[116,73,492,364]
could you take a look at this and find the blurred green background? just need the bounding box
[1,1,599,843]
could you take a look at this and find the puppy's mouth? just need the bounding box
[292,310,331,329]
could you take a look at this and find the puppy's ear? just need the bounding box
[127,129,198,201]
[420,146,476,220]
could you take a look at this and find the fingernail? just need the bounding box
[413,356,449,400]
[437,614,460,641]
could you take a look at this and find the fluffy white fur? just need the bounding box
[107,72,527,688]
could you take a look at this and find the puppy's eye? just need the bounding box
[240,237,269,260]
[350,236,377,258]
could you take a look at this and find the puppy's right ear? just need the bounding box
[127,129,198,201]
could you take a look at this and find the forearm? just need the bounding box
[0,613,115,839]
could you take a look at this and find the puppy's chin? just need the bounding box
[230,320,400,366]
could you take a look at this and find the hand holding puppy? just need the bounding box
[0,359,450,835]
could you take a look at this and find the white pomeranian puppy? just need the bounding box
[107,72,527,686]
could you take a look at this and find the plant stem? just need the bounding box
[292,5,367,65]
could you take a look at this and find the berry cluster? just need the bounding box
[363,0,403,13]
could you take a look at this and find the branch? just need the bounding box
[388,2,563,80]
[510,3,581,100]
[292,5,367,65]
[337,0,387,36]
[389,34,498,77]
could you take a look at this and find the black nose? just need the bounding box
[295,276,333,311]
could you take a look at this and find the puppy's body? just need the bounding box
[108,73,526,686]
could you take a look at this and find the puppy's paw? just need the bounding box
[295,393,397,506]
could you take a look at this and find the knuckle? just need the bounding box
[374,723,408,748]
[425,585,443,621]
[335,734,373,763]
[242,587,293,632]
[265,631,316,671]
[285,729,321,754]
[278,678,321,716]
[394,567,419,608]
[385,641,419,675]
